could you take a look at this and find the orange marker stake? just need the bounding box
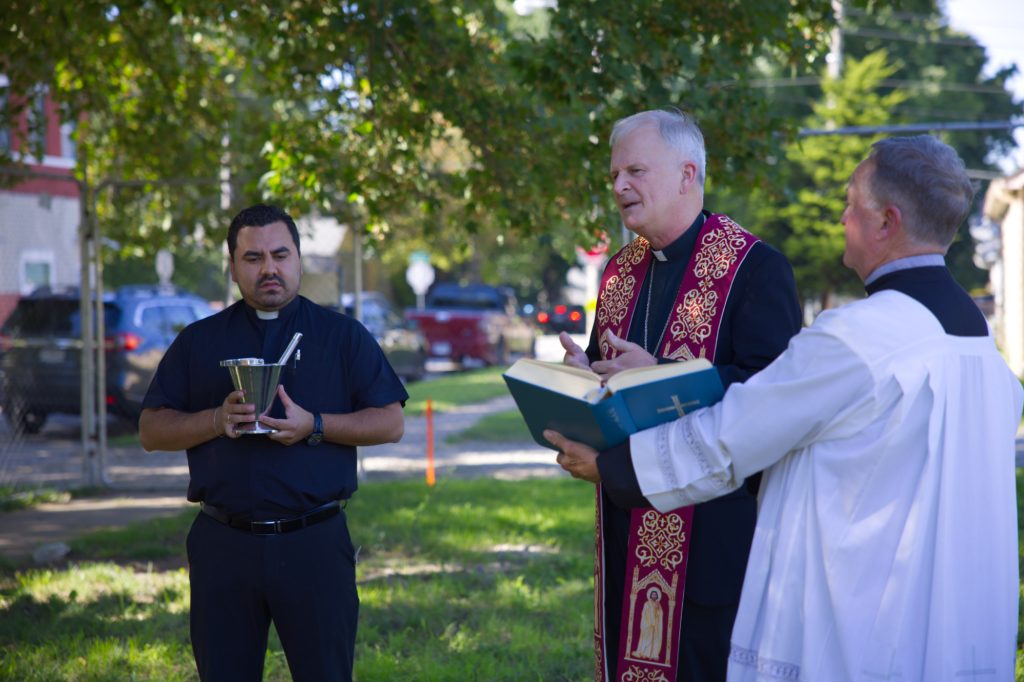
[425,398,436,486]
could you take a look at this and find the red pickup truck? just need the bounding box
[405,283,536,367]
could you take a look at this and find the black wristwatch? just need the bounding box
[306,411,323,446]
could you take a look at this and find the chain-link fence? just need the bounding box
[0,168,385,491]
[0,175,95,487]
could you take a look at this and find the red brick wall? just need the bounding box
[0,294,20,329]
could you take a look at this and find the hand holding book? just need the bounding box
[546,429,602,482]
[503,357,724,451]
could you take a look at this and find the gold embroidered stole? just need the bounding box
[592,214,759,682]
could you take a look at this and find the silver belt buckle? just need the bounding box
[251,520,279,534]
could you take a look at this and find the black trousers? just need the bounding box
[186,509,359,681]
[602,495,738,682]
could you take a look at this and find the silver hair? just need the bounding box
[610,109,707,185]
[866,136,974,248]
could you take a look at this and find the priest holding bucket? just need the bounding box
[139,204,407,682]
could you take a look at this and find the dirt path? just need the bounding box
[0,396,557,563]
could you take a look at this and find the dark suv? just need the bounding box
[534,303,586,334]
[0,285,213,433]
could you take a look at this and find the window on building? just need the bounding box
[20,250,55,295]
[60,121,76,160]
[0,89,9,153]
[26,86,47,160]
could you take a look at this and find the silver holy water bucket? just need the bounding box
[219,357,283,434]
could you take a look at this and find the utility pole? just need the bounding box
[3,164,222,486]
[825,0,845,128]
[78,158,107,487]
[220,133,234,307]
[828,0,844,81]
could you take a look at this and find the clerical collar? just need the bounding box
[244,295,301,324]
[864,254,945,287]
[652,211,706,262]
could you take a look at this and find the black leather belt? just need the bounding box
[200,500,341,535]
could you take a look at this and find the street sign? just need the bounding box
[155,249,174,285]
[406,252,435,308]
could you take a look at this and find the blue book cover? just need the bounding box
[503,358,724,451]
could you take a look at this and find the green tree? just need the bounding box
[727,1,1020,303]
[2,2,279,279]
[769,51,907,308]
[840,1,1020,293]
[3,0,852,302]
[841,2,1019,167]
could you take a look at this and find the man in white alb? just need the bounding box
[547,135,1023,681]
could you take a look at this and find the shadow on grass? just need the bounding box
[356,552,592,680]
[0,565,197,681]
[0,477,599,681]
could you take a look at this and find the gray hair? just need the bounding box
[610,109,707,185]
[866,136,974,248]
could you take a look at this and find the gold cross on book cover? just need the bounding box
[503,358,724,451]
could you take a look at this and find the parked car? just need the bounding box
[535,303,586,334]
[404,283,536,367]
[340,292,428,383]
[0,285,213,434]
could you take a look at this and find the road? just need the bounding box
[0,334,584,490]
[2,332,1023,563]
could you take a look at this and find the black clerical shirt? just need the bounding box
[588,210,802,607]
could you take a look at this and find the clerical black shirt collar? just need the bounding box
[863,254,945,287]
[243,295,301,327]
[651,211,707,262]
[863,254,988,337]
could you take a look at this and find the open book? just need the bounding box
[503,357,724,451]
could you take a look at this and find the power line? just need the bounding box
[876,79,1012,94]
[798,120,1022,137]
[844,7,950,24]
[746,77,1010,94]
[844,5,1024,37]
[842,27,981,48]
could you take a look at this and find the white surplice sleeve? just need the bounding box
[631,324,879,512]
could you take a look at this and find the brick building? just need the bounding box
[0,78,81,325]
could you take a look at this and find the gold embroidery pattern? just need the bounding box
[670,289,719,346]
[619,237,649,266]
[634,510,686,570]
[621,666,671,682]
[598,274,638,330]
[597,238,650,358]
[693,217,748,279]
[664,217,748,357]
[660,340,704,363]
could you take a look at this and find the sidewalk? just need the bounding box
[3,398,1022,563]
[0,395,555,563]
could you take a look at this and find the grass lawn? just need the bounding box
[445,409,531,444]
[0,477,595,681]
[404,365,533,443]
[404,367,511,417]
[0,485,71,512]
[3,473,1020,680]
[3,365,1017,677]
